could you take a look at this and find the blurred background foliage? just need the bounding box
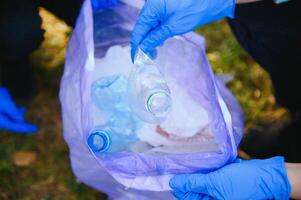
[0,7,287,200]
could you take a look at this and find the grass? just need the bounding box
[196,20,287,125]
[0,8,287,200]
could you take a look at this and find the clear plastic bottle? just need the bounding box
[87,113,139,153]
[128,48,172,124]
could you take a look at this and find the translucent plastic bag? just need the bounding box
[59,0,244,199]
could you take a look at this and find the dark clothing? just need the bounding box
[228,0,301,112]
[0,0,83,98]
[229,0,301,162]
[0,0,83,60]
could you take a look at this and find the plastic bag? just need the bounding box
[59,0,244,199]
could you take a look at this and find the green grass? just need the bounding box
[197,20,287,126]
[0,10,286,200]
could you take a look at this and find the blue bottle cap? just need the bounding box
[87,130,111,152]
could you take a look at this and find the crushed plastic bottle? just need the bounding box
[91,75,131,113]
[90,75,140,153]
[128,48,172,124]
[108,111,142,136]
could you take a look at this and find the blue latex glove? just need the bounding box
[0,87,37,134]
[130,0,235,61]
[91,0,119,10]
[170,157,291,200]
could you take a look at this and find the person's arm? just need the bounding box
[286,163,301,199]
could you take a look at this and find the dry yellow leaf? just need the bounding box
[12,151,37,167]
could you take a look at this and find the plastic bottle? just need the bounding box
[91,75,130,113]
[90,75,141,153]
[87,113,139,153]
[128,48,172,124]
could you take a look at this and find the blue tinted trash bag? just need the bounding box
[59,0,244,199]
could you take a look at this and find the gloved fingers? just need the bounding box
[247,156,283,165]
[0,92,24,122]
[130,2,160,62]
[11,107,27,122]
[183,192,208,200]
[91,0,119,10]
[200,195,212,200]
[170,174,190,193]
[171,190,186,199]
[0,104,24,122]
[181,192,200,200]
[18,107,27,116]
[104,0,119,7]
[172,191,214,200]
[172,190,210,200]
[233,158,243,163]
[0,115,38,134]
[4,122,37,134]
[170,174,212,194]
[171,191,195,200]
[140,25,171,56]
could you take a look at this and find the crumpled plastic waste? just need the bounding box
[128,47,172,124]
[91,45,217,154]
[90,75,141,153]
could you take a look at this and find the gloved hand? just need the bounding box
[130,0,235,61]
[0,87,37,134]
[91,0,119,10]
[170,157,291,200]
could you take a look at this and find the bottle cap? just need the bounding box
[87,130,111,152]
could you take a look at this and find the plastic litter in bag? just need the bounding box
[59,0,244,199]
[128,47,172,124]
[90,73,142,153]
